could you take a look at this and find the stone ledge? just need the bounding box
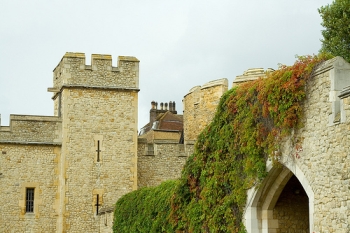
[50,85,140,99]
[9,115,61,122]
[60,85,140,92]
[339,86,350,99]
[153,139,181,144]
[0,141,62,145]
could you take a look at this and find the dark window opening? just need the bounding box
[26,188,34,213]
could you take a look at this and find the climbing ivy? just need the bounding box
[169,54,332,233]
[113,54,332,233]
[113,180,177,233]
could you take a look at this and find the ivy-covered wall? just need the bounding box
[113,54,334,233]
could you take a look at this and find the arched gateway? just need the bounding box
[244,161,313,232]
[243,57,350,232]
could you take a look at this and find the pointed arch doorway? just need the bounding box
[244,162,314,233]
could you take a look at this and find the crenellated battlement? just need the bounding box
[50,52,139,96]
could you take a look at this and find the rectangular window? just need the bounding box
[26,188,34,213]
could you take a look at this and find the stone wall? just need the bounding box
[280,57,350,232]
[137,138,186,188]
[183,78,228,146]
[60,88,138,232]
[98,210,114,233]
[244,57,350,233]
[0,144,60,232]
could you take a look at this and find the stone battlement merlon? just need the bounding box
[51,52,139,95]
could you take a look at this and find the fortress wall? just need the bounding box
[137,138,186,188]
[0,144,60,232]
[276,57,350,232]
[183,78,228,146]
[0,115,61,143]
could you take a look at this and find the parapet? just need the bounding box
[0,115,61,145]
[185,78,228,97]
[201,78,228,90]
[50,52,140,95]
[183,78,228,144]
[233,68,274,87]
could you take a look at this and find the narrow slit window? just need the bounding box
[26,188,35,213]
[95,194,101,215]
[96,140,101,162]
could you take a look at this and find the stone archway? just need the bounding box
[244,161,314,233]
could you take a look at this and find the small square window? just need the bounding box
[147,144,154,155]
[26,188,35,213]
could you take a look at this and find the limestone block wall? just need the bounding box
[279,57,350,232]
[183,78,228,146]
[60,88,138,232]
[0,115,61,143]
[98,211,114,233]
[0,144,60,233]
[137,138,186,188]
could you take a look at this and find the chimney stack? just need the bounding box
[148,100,178,133]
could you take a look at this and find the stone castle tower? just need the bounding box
[0,53,139,232]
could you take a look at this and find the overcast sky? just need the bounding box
[0,0,332,130]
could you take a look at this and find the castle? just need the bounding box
[1,52,350,232]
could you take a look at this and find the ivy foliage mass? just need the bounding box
[169,54,331,232]
[113,54,331,233]
[113,180,177,233]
